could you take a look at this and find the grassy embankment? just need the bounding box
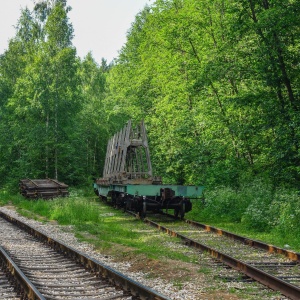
[0,182,299,254]
[0,188,195,262]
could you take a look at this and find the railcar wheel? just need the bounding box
[123,196,129,212]
[126,198,132,211]
[140,200,147,219]
[111,192,117,207]
[174,208,179,218]
[180,201,185,219]
[173,197,182,218]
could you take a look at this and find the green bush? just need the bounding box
[273,191,300,243]
[241,198,273,231]
[194,186,250,222]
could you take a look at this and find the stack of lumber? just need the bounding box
[19,178,69,199]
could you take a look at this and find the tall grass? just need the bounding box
[0,188,22,205]
[186,181,300,251]
[11,196,101,225]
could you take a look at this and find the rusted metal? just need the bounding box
[19,178,69,199]
[161,211,300,263]
[102,120,156,184]
[0,211,170,300]
[142,216,300,300]
[184,218,300,263]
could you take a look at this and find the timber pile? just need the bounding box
[19,178,69,199]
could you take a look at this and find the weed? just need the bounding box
[173,281,184,290]
[198,266,211,274]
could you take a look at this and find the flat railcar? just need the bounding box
[93,120,203,218]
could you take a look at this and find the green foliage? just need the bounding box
[273,191,300,243]
[49,198,101,225]
[105,0,300,189]
[189,180,276,227]
[11,195,100,225]
[241,186,300,243]
[186,182,300,250]
[0,189,23,206]
[1,0,300,189]
[242,199,274,232]
[0,1,109,186]
[189,186,250,223]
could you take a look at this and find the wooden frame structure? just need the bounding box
[94,120,203,218]
[101,120,159,184]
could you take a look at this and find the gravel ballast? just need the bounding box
[0,206,286,300]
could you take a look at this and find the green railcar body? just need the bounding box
[94,182,203,199]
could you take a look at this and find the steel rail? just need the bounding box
[161,211,300,262]
[184,217,300,262]
[0,245,45,300]
[0,211,170,300]
[141,216,300,300]
[80,197,300,299]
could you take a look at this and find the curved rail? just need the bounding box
[184,217,300,262]
[0,246,45,300]
[140,215,300,300]
[142,216,300,299]
[162,211,300,262]
[0,211,170,300]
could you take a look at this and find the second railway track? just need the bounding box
[139,212,300,300]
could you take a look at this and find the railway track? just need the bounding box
[0,210,169,300]
[0,247,22,300]
[137,212,300,300]
[92,195,300,298]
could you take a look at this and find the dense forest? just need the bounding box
[0,0,299,192]
[1,0,300,244]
